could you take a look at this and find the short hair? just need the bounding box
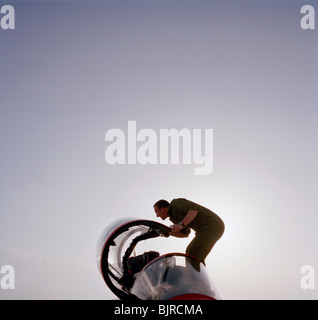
[153,199,170,210]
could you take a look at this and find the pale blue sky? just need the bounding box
[1,0,317,299]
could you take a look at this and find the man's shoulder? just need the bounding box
[170,198,194,211]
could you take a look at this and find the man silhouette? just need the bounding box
[154,198,225,265]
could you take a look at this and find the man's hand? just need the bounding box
[169,230,189,238]
[170,224,184,233]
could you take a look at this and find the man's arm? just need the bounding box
[181,209,198,226]
[170,209,198,236]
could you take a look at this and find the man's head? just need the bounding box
[153,199,170,220]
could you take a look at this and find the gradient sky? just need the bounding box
[0,0,317,299]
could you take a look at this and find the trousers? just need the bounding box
[185,223,225,265]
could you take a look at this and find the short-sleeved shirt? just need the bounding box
[167,198,224,234]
